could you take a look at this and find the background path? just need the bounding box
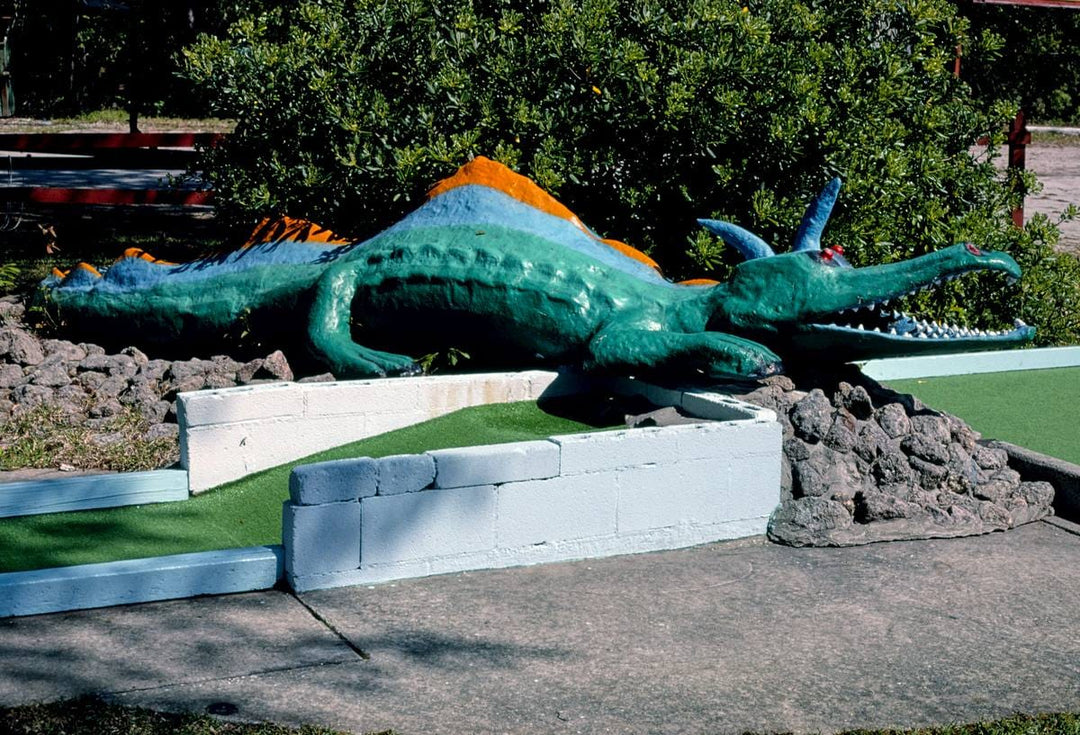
[1025,141,1080,255]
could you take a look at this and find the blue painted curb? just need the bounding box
[0,469,189,518]
[858,346,1080,381]
[0,545,284,618]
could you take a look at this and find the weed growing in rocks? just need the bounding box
[0,402,178,472]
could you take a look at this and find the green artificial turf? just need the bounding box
[888,366,1080,465]
[0,400,615,574]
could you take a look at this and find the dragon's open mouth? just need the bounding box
[809,264,1032,344]
[811,307,1032,342]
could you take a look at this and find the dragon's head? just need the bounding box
[700,179,1034,364]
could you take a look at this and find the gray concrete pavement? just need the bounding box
[3,520,1080,734]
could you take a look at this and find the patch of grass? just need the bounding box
[2,698,1078,735]
[838,712,1080,735]
[0,696,377,735]
[1030,130,1080,147]
[0,403,178,472]
[886,366,1080,465]
[0,112,235,133]
[0,400,616,573]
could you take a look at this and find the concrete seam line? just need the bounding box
[291,593,371,660]
[96,659,359,698]
[1043,517,1080,538]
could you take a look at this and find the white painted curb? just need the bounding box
[857,346,1080,381]
[0,546,283,618]
[0,469,188,518]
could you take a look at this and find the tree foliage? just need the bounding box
[961,3,1080,125]
[8,0,262,117]
[176,0,1078,346]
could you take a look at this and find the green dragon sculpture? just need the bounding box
[43,157,1033,381]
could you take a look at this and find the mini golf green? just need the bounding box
[887,366,1080,465]
[0,400,618,574]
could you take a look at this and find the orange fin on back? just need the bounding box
[430,156,663,276]
[122,248,177,266]
[243,216,351,249]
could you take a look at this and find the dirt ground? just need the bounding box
[1023,141,1080,255]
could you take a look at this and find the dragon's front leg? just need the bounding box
[584,326,782,380]
[308,265,420,378]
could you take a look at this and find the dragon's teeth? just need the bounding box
[857,323,864,331]
[889,328,898,335]
[872,326,881,333]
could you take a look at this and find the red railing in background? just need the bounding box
[0,132,223,207]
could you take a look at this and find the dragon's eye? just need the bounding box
[965,242,982,256]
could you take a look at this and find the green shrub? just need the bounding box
[181,0,1080,346]
[0,264,18,294]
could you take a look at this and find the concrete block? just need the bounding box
[377,454,436,495]
[617,459,736,533]
[413,376,506,418]
[0,470,188,518]
[179,371,573,493]
[360,485,496,565]
[0,546,283,618]
[728,452,784,520]
[182,414,374,493]
[553,427,681,475]
[674,419,782,462]
[429,441,560,488]
[496,473,618,547]
[177,382,303,427]
[289,458,378,505]
[289,516,769,592]
[302,378,420,418]
[681,392,763,421]
[283,501,362,577]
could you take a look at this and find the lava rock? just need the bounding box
[790,389,832,443]
[767,496,854,547]
[0,327,44,366]
[0,363,24,389]
[734,367,1056,547]
[42,339,87,363]
[255,349,294,382]
[875,403,911,438]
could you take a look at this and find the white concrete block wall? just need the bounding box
[361,485,498,565]
[495,473,619,548]
[281,386,781,592]
[429,441,560,488]
[179,371,585,493]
